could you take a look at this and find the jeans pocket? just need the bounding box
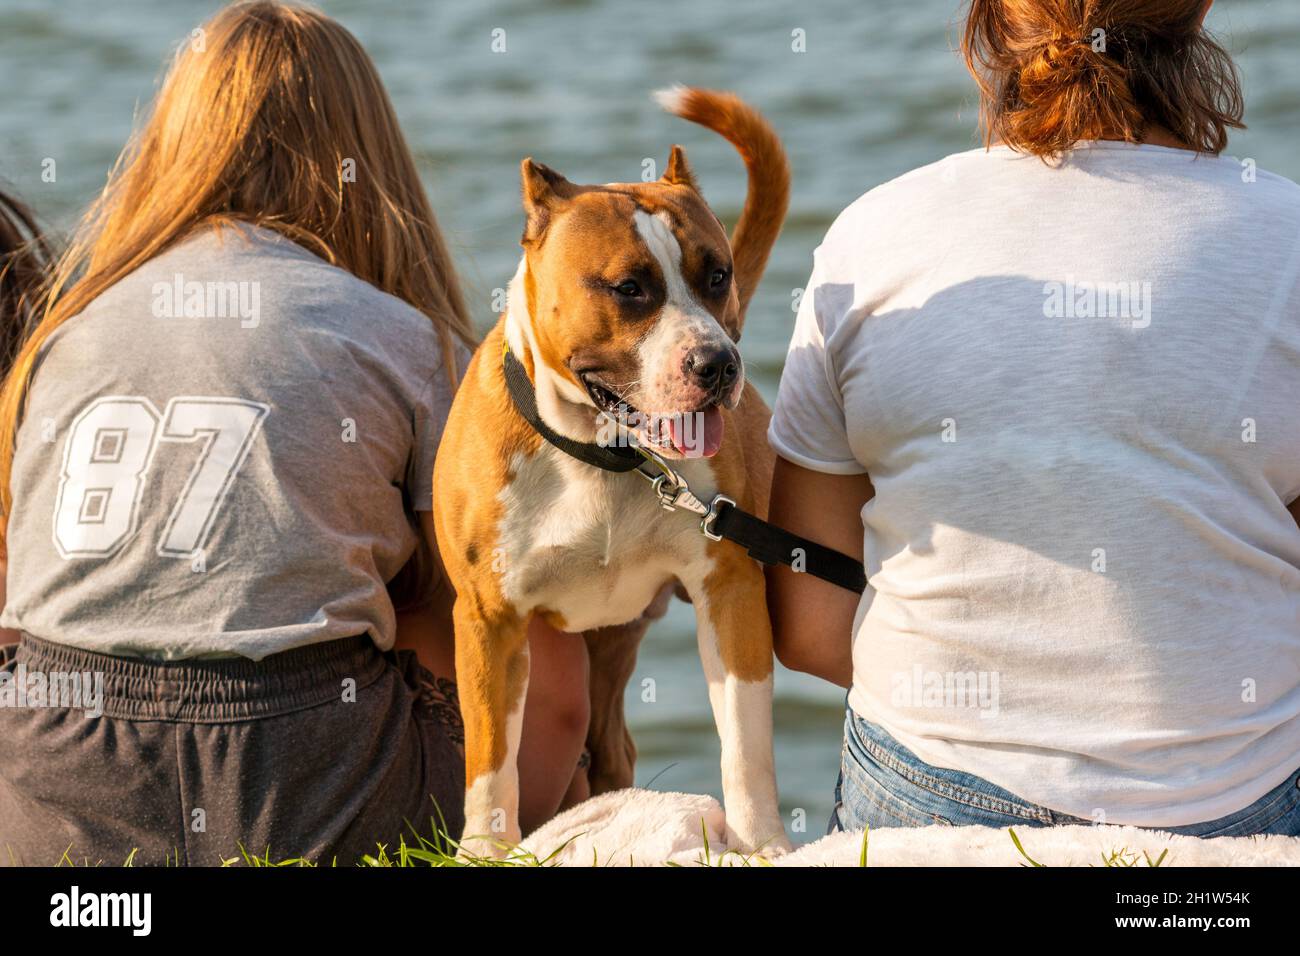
[1192,771,1300,838]
[843,757,953,829]
[1260,781,1300,836]
[846,713,1054,827]
[840,728,953,828]
[827,767,847,834]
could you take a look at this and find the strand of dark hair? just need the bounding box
[0,190,55,378]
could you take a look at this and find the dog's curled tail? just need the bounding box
[654,85,790,325]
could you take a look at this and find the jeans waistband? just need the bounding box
[9,632,386,723]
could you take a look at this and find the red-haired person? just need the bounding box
[769,0,1300,836]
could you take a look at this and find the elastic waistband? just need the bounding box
[10,632,387,723]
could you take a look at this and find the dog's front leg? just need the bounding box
[688,555,791,855]
[453,596,529,860]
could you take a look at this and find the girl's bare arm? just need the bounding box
[765,456,874,688]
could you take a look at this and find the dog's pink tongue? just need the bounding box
[668,407,725,458]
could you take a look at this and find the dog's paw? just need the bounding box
[755,836,793,859]
[726,825,793,861]
[454,831,514,864]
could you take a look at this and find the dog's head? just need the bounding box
[513,149,742,459]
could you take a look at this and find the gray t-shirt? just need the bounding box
[2,224,467,660]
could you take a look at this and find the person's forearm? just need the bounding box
[767,564,854,686]
[764,457,872,688]
[0,558,19,646]
[517,616,591,834]
[392,557,457,679]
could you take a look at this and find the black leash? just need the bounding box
[502,346,867,594]
[707,504,867,594]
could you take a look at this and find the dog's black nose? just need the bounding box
[684,346,740,397]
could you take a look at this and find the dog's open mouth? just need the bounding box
[580,372,724,458]
[580,372,635,419]
[580,372,665,449]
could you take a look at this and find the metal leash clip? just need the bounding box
[633,446,710,516]
[700,493,735,541]
[626,445,739,544]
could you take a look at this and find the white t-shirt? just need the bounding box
[769,142,1300,827]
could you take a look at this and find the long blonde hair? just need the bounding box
[0,0,475,525]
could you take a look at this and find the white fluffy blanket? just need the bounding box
[520,788,1300,867]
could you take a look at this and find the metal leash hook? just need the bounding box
[632,445,727,532]
[700,493,735,541]
[633,446,700,512]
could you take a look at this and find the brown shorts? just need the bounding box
[0,633,464,866]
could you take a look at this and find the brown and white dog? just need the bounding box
[433,87,791,857]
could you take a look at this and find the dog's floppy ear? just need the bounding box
[660,145,699,191]
[520,158,574,244]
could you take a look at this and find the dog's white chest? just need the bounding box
[495,446,715,631]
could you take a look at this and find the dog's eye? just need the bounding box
[709,268,730,289]
[613,279,643,298]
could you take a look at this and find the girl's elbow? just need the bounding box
[773,627,851,687]
[772,627,813,676]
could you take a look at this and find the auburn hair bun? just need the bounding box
[961,0,1244,158]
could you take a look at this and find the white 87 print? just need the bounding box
[52,395,269,559]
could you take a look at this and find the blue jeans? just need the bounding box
[830,706,1300,837]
